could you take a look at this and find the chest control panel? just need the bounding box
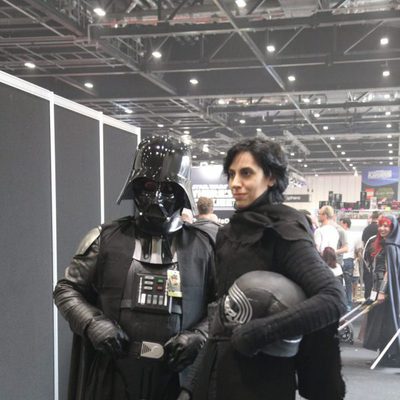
[132,273,172,314]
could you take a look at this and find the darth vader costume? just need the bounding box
[54,136,216,400]
[187,195,347,400]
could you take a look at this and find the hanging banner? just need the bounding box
[361,167,399,202]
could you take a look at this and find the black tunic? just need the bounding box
[191,198,346,400]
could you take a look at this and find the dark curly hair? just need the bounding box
[223,138,289,204]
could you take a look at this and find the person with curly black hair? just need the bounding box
[178,138,346,400]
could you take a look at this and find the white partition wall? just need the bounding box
[0,71,140,400]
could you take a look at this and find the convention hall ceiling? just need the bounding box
[1,0,400,175]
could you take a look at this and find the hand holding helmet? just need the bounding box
[218,271,306,357]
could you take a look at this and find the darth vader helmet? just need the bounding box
[223,270,306,357]
[117,136,196,235]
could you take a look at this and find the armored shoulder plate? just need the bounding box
[75,226,102,255]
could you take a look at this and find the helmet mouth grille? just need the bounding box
[224,282,253,324]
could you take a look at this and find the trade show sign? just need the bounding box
[361,167,400,202]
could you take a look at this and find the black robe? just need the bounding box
[190,196,346,400]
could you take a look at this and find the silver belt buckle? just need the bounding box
[140,341,165,359]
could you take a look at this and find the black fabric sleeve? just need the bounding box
[231,239,347,350]
[53,235,103,336]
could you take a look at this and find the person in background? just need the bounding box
[340,217,355,311]
[363,214,400,367]
[314,205,340,254]
[193,197,221,238]
[322,246,344,285]
[333,214,348,270]
[361,211,380,299]
[183,138,346,400]
[352,248,363,302]
[53,136,216,400]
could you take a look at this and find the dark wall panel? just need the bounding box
[0,83,53,400]
[54,106,101,400]
[103,125,137,222]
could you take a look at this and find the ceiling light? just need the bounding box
[297,159,302,163]
[303,98,310,103]
[352,167,356,170]
[386,123,392,128]
[315,173,318,177]
[388,143,393,147]
[304,164,308,168]
[157,123,164,128]
[346,158,350,162]
[235,0,246,7]
[266,45,276,53]
[220,151,226,155]
[218,99,225,105]
[288,75,296,82]
[341,151,346,155]
[383,70,390,77]
[189,78,199,85]
[390,162,393,165]
[379,161,383,164]
[323,125,329,130]
[84,82,94,89]
[125,109,133,114]
[210,161,215,164]
[314,112,320,118]
[183,130,190,134]
[202,144,209,153]
[239,119,246,124]
[330,136,335,140]
[384,94,390,99]
[385,111,391,116]
[152,50,162,59]
[390,157,393,160]
[192,155,197,159]
[349,163,353,166]
[290,152,295,156]
[93,7,106,16]
[380,37,389,46]
[24,62,36,69]
[256,128,262,132]
[336,144,341,148]
[389,150,393,154]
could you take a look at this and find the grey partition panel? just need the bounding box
[0,84,53,399]
[54,106,101,400]
[103,125,137,221]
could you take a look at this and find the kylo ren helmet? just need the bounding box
[117,136,196,234]
[223,270,307,357]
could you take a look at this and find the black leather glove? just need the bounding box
[176,389,191,400]
[86,316,129,359]
[164,330,206,372]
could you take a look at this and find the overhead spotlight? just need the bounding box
[157,123,164,128]
[290,152,295,156]
[341,151,346,155]
[189,78,199,85]
[388,143,393,147]
[323,125,329,130]
[84,82,94,89]
[385,111,391,116]
[352,166,356,170]
[220,151,226,155]
[390,162,394,165]
[387,134,392,138]
[202,144,209,153]
[390,157,393,160]
[256,128,262,132]
[303,98,310,103]
[304,164,308,168]
[384,93,391,99]
[314,173,318,177]
[24,61,36,69]
[346,158,350,162]
[314,112,320,118]
[93,7,106,16]
[288,75,296,82]
[125,109,133,114]
[383,70,390,77]
[235,0,246,8]
[218,99,225,105]
[192,155,197,159]
[336,144,341,148]
[386,123,392,128]
[389,150,393,154]
[330,136,335,140]
[152,50,162,59]
[239,119,246,124]
[380,37,389,46]
[266,45,276,53]
[349,163,353,166]
[183,130,190,134]
[297,159,302,163]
